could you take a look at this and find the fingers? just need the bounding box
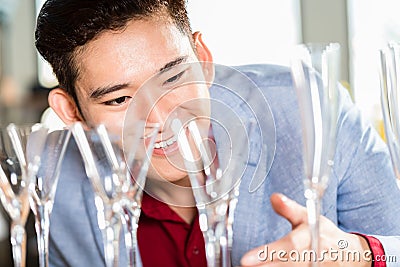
[270,193,308,228]
[240,194,360,267]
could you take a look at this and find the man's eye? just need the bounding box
[103,96,131,106]
[163,70,185,85]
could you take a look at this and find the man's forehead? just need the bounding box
[77,19,190,66]
[71,18,195,97]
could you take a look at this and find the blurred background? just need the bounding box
[0,0,399,266]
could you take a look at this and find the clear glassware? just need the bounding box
[379,42,400,184]
[172,117,253,267]
[0,123,48,267]
[28,127,71,267]
[72,121,158,267]
[0,123,32,267]
[291,43,340,266]
[121,122,159,267]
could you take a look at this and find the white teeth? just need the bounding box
[154,136,177,149]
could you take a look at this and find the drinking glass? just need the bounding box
[0,123,68,267]
[172,117,253,267]
[121,121,159,267]
[72,121,158,267]
[28,127,71,267]
[0,123,33,267]
[379,42,400,184]
[291,43,340,265]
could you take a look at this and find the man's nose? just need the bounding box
[146,101,180,132]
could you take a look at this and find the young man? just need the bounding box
[35,0,400,266]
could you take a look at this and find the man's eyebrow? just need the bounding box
[88,57,187,99]
[89,83,130,100]
[158,56,188,74]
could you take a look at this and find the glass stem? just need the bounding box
[204,231,217,267]
[121,208,139,267]
[10,222,27,267]
[34,203,51,267]
[204,220,227,267]
[201,203,236,267]
[219,227,230,267]
[306,192,321,267]
[102,212,121,267]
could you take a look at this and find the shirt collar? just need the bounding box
[141,192,193,225]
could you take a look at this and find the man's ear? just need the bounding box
[48,88,83,125]
[193,31,215,85]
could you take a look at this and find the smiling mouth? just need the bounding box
[154,135,177,149]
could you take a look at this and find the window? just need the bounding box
[348,0,400,125]
[187,0,301,66]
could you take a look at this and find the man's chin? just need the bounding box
[147,173,190,187]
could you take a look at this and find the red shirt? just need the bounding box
[137,192,207,267]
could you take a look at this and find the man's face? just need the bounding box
[73,17,212,184]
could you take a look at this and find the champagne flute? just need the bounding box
[379,42,400,184]
[72,122,126,267]
[27,127,71,267]
[121,121,159,267]
[291,43,340,266]
[172,117,253,267]
[72,121,158,267]
[0,123,43,267]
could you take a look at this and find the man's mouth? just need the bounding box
[154,135,177,149]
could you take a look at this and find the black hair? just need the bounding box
[35,0,193,112]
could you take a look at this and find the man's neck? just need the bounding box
[144,178,197,223]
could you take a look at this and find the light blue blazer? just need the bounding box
[49,64,400,267]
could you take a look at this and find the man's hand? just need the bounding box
[240,193,372,266]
